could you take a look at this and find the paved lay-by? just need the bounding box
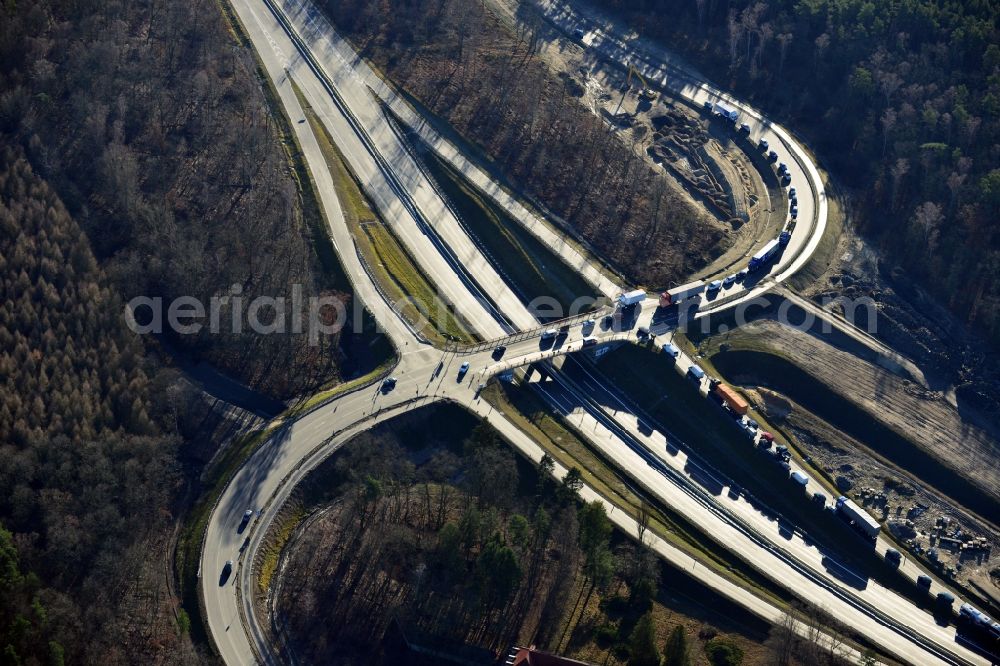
[200,0,989,664]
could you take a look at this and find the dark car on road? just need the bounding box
[219,560,233,586]
[238,508,253,533]
[492,345,506,360]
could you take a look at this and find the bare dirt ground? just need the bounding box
[489,0,786,285]
[716,320,1000,504]
[754,383,999,606]
[799,212,1000,431]
[705,318,1000,600]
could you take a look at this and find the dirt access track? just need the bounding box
[703,318,1000,526]
[486,0,788,284]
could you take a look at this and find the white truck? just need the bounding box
[617,289,646,307]
[748,238,781,272]
[835,496,880,541]
[659,280,705,307]
[713,102,739,122]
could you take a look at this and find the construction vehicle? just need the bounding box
[610,64,651,119]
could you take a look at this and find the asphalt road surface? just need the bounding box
[199,0,990,663]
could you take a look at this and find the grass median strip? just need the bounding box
[418,148,599,316]
[291,82,476,344]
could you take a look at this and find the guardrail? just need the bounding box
[380,104,542,311]
[545,352,964,664]
[351,238,433,345]
[444,305,613,354]
[266,0,514,337]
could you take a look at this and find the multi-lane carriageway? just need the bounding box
[200,0,992,663]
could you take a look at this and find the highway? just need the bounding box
[532,0,828,315]
[199,0,990,663]
[246,0,537,338]
[276,0,827,314]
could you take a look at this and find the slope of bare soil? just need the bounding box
[751,385,999,604]
[704,319,1000,599]
[711,320,1000,513]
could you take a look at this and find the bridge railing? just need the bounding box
[444,305,615,355]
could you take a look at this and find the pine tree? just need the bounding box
[663,624,690,666]
[628,611,660,666]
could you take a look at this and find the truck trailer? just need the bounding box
[748,239,781,272]
[618,289,646,307]
[959,603,993,627]
[713,383,748,415]
[835,496,880,541]
[659,280,705,307]
[713,102,738,122]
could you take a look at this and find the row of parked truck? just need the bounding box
[703,373,890,545]
[655,314,1000,651]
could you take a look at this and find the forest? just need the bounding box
[594,0,1000,344]
[0,0,356,400]
[317,0,725,288]
[0,0,370,660]
[0,149,195,664]
[273,406,790,665]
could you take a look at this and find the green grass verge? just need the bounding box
[287,355,396,418]
[418,150,599,317]
[483,380,793,609]
[361,223,474,342]
[258,505,306,593]
[291,83,475,344]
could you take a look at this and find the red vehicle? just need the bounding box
[760,431,775,443]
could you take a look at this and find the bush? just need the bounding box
[594,623,619,648]
[704,638,744,666]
